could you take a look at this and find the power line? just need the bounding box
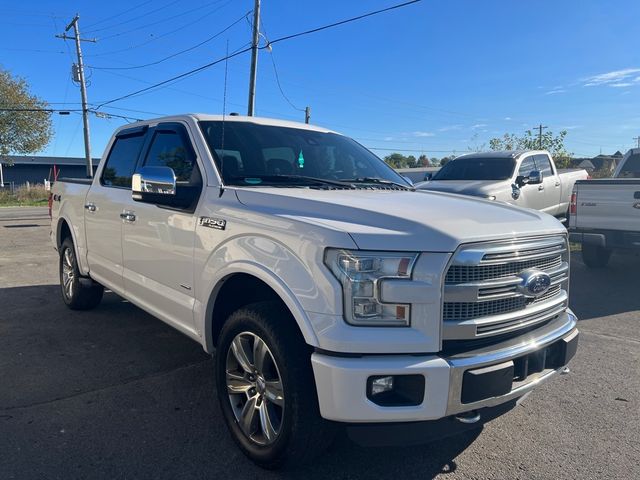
[98,0,231,41]
[83,0,182,34]
[262,0,422,48]
[88,11,250,71]
[82,0,154,30]
[85,2,234,58]
[95,0,423,108]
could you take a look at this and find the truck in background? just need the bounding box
[569,148,640,267]
[416,150,588,220]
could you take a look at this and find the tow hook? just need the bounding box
[454,410,481,424]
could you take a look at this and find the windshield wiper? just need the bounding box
[238,174,355,188]
[340,177,414,190]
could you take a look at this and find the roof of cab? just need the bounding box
[455,150,547,160]
[118,113,337,135]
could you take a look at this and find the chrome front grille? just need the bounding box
[442,236,570,340]
[446,256,562,284]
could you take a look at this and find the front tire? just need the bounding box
[59,237,104,310]
[215,301,335,469]
[581,243,611,268]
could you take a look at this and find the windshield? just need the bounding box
[432,157,515,181]
[199,121,410,188]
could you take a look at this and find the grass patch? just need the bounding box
[0,184,49,207]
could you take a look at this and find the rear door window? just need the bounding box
[534,154,554,176]
[100,131,146,188]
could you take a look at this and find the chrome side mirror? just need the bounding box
[527,170,543,185]
[132,166,176,200]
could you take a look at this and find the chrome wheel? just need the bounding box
[62,247,75,299]
[226,332,284,446]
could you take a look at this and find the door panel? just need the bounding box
[84,186,128,293]
[85,128,147,293]
[517,155,546,211]
[536,154,561,215]
[122,123,202,333]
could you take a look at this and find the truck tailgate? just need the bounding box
[574,179,640,232]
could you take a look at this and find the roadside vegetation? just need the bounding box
[0,184,49,207]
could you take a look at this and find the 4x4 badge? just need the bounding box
[199,217,226,230]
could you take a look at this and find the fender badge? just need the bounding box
[199,217,226,230]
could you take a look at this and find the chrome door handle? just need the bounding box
[84,203,97,212]
[120,212,136,222]
[555,182,561,187]
[538,185,544,191]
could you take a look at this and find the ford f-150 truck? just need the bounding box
[50,114,579,468]
[416,150,588,220]
[569,148,640,267]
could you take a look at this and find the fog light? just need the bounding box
[367,374,425,406]
[370,375,394,395]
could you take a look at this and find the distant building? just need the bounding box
[570,151,623,174]
[0,155,100,186]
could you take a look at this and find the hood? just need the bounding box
[235,188,565,252]
[417,179,510,196]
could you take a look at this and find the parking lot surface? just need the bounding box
[1,208,639,479]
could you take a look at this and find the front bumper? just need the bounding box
[311,309,578,423]
[570,228,640,250]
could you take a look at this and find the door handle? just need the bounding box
[120,211,136,222]
[84,203,97,212]
[555,182,561,187]
[538,185,544,191]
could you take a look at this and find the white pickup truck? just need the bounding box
[569,148,640,267]
[416,150,588,219]
[51,114,579,468]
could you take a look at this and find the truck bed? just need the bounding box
[572,178,640,233]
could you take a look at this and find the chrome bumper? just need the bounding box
[312,309,578,423]
[444,309,578,415]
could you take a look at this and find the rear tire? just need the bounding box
[215,301,335,469]
[59,237,104,310]
[581,243,611,268]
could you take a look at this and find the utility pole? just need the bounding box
[304,106,311,124]
[247,0,261,116]
[633,136,640,149]
[56,15,96,177]
[535,124,548,150]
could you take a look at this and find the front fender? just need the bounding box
[195,234,346,352]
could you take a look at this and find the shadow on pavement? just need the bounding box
[569,251,640,321]
[1,283,482,479]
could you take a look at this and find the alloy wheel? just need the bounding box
[62,247,75,299]
[225,332,284,445]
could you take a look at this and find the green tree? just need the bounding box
[0,68,52,163]
[489,129,572,168]
[383,153,418,169]
[418,154,430,167]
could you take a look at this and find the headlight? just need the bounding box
[324,249,418,326]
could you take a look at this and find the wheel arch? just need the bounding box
[201,263,320,353]
[55,215,90,276]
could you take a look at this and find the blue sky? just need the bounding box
[2,0,639,159]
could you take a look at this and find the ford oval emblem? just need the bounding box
[517,268,552,298]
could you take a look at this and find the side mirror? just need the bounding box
[423,172,433,181]
[527,170,543,185]
[132,166,177,206]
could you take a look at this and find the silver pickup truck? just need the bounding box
[569,148,640,267]
[416,150,588,219]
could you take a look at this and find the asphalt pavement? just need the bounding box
[1,208,638,479]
